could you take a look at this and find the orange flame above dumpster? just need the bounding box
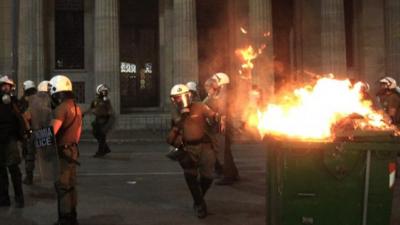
[249,77,396,140]
[235,45,266,79]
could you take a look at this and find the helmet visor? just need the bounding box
[171,92,191,109]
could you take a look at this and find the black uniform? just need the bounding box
[0,94,25,207]
[88,97,115,157]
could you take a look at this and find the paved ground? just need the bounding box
[0,142,266,225]
[1,140,400,225]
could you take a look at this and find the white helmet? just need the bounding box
[49,75,73,95]
[170,84,191,113]
[212,72,230,86]
[186,81,198,92]
[23,80,36,91]
[0,75,15,86]
[96,84,109,95]
[379,77,397,90]
[37,80,50,92]
[170,84,190,96]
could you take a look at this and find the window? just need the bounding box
[72,81,85,103]
[119,0,160,112]
[55,0,84,69]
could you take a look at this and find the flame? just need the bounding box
[235,45,264,79]
[247,77,396,141]
[240,27,248,34]
[236,46,258,69]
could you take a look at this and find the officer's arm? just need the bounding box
[52,105,65,135]
[83,100,96,116]
[203,104,225,132]
[166,126,180,146]
[51,119,63,135]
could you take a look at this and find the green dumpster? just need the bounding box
[265,135,398,225]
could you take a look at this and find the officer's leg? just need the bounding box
[55,147,78,224]
[8,164,24,208]
[210,134,223,177]
[0,166,10,206]
[199,143,216,197]
[216,134,239,185]
[215,133,225,174]
[70,147,78,224]
[103,130,111,154]
[179,152,202,205]
[93,126,107,157]
[180,145,207,218]
[99,128,110,155]
[23,141,36,185]
[214,160,223,177]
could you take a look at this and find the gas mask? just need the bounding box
[1,94,11,104]
[0,84,14,104]
[376,82,392,96]
[171,92,192,114]
[51,94,61,109]
[99,90,108,101]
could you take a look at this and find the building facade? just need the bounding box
[0,0,399,130]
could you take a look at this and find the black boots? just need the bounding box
[53,213,78,225]
[0,165,23,208]
[93,142,111,157]
[54,208,78,225]
[0,167,10,207]
[9,165,24,208]
[0,197,10,207]
[200,177,213,196]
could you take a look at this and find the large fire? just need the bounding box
[246,77,397,141]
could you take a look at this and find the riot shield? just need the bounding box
[33,126,60,182]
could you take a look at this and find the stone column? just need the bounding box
[384,0,400,80]
[160,0,174,109]
[249,0,274,97]
[17,0,33,94]
[321,0,347,78]
[31,0,46,83]
[17,0,46,94]
[94,0,120,114]
[172,0,198,84]
[356,0,385,91]
[0,0,14,76]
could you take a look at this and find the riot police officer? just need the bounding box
[377,76,400,125]
[167,84,221,218]
[49,75,82,225]
[27,80,56,182]
[203,78,224,177]
[0,76,25,208]
[20,80,38,185]
[84,84,115,157]
[211,72,239,185]
[186,81,201,102]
